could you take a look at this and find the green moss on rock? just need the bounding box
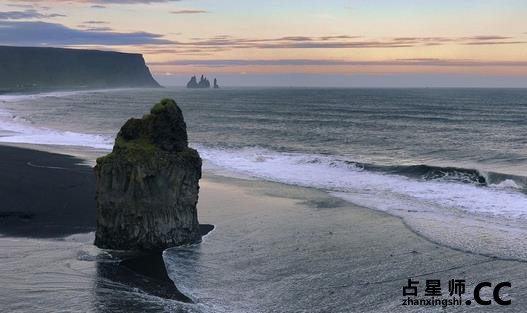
[151,98,178,114]
[97,98,188,165]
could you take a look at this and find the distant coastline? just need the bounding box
[0,46,161,93]
[0,86,160,96]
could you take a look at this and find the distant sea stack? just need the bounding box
[0,46,160,92]
[186,75,219,89]
[94,99,202,251]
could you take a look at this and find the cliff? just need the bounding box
[94,98,202,251]
[0,46,160,92]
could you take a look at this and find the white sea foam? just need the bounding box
[0,88,134,103]
[490,179,521,190]
[0,106,113,149]
[0,91,83,103]
[0,89,130,150]
[197,145,527,220]
[0,130,113,149]
[0,89,159,150]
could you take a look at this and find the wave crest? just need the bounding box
[196,145,527,220]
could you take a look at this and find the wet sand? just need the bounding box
[192,175,527,312]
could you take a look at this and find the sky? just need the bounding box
[1,0,527,87]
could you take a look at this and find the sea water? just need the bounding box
[1,87,527,312]
[1,88,526,218]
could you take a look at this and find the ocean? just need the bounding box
[1,87,527,312]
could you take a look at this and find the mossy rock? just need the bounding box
[93,98,202,251]
[97,98,188,164]
[151,98,178,114]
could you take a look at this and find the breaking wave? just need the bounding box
[0,108,113,150]
[197,145,527,220]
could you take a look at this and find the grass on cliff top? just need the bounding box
[96,98,178,164]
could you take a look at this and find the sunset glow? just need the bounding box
[1,0,526,85]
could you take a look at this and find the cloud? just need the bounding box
[254,41,413,49]
[463,41,525,45]
[147,34,526,52]
[5,4,35,9]
[142,46,229,55]
[77,20,111,31]
[150,58,527,68]
[0,9,65,20]
[82,20,108,24]
[171,9,207,14]
[83,26,113,31]
[77,20,109,29]
[320,35,359,41]
[463,35,512,40]
[0,20,173,46]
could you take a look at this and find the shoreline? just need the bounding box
[3,141,526,262]
[184,174,527,311]
[2,144,527,311]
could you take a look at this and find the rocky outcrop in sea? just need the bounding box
[93,98,202,251]
[186,75,219,88]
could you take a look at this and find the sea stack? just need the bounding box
[94,98,202,251]
[186,75,214,88]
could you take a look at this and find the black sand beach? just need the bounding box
[0,145,95,238]
[0,145,191,302]
[2,145,527,312]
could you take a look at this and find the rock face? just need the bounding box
[198,75,211,88]
[94,99,202,251]
[186,75,212,88]
[0,46,160,92]
[186,76,199,88]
